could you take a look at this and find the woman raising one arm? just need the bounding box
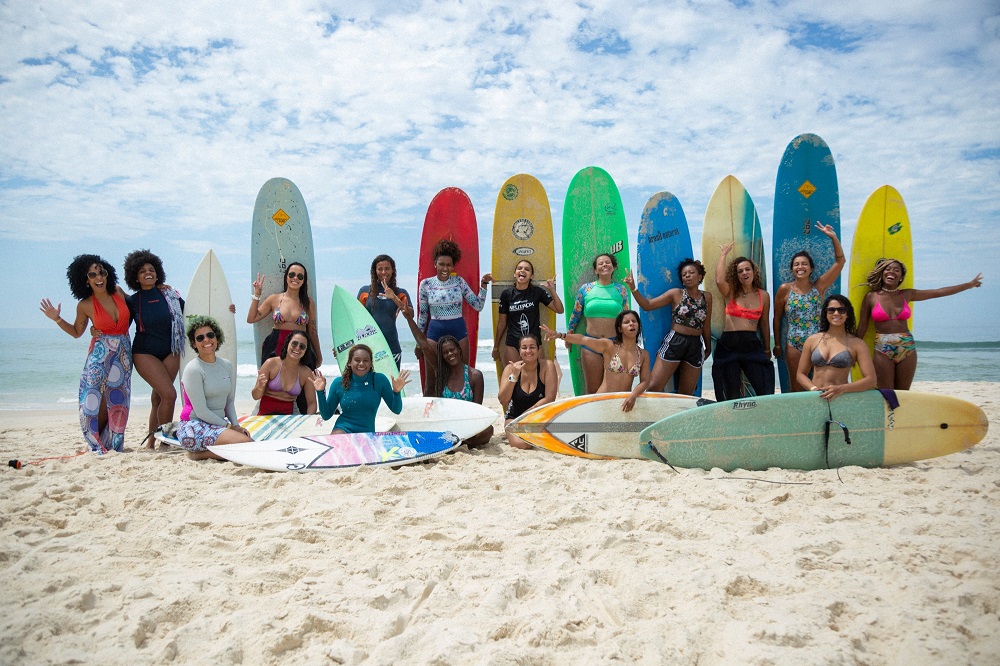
[247,262,322,370]
[498,334,559,449]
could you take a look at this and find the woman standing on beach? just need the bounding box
[358,254,411,369]
[311,344,410,434]
[856,258,983,390]
[417,239,492,364]
[251,331,318,415]
[543,310,649,412]
[248,262,322,369]
[771,223,846,391]
[712,243,774,401]
[122,249,186,441]
[624,258,712,395]
[499,334,559,449]
[176,316,251,460]
[492,259,564,366]
[40,255,132,453]
[566,253,630,394]
[796,295,876,400]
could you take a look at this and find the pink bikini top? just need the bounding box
[871,297,911,323]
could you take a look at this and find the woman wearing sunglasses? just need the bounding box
[796,295,876,401]
[40,254,133,453]
[176,316,251,459]
[248,262,322,371]
[251,331,318,415]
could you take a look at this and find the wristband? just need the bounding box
[251,293,261,301]
[508,374,516,383]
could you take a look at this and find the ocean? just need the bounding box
[3,328,998,411]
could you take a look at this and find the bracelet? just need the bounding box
[835,255,844,260]
[508,374,516,383]
[251,293,261,301]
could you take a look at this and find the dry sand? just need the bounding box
[1,381,997,664]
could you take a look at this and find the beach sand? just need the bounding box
[0,380,997,664]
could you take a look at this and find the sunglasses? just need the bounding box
[289,340,307,351]
[195,331,217,342]
[287,271,305,280]
[826,306,848,314]
[87,268,109,279]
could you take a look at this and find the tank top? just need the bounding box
[505,376,546,420]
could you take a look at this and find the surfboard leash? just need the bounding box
[646,443,679,473]
[824,401,852,483]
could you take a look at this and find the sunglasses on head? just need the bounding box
[287,271,305,280]
[826,306,848,314]
[289,340,307,351]
[195,331,217,342]
[87,268,108,279]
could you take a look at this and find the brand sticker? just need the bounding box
[335,340,354,354]
[503,184,519,201]
[513,247,535,256]
[798,181,816,198]
[732,400,757,410]
[512,218,534,240]
[272,209,290,226]
[888,222,903,235]
[355,324,377,339]
[568,434,588,452]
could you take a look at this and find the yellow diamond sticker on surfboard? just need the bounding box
[798,180,817,198]
[272,209,290,226]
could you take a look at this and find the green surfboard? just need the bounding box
[329,284,402,394]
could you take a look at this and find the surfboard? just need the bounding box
[238,414,333,439]
[329,284,401,392]
[206,431,462,471]
[772,134,842,392]
[492,174,557,374]
[376,396,498,441]
[561,166,631,396]
[417,188,481,389]
[180,250,237,381]
[849,186,914,381]
[635,191,700,395]
[505,392,706,459]
[640,391,988,471]
[250,177,317,366]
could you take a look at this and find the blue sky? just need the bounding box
[3,0,998,343]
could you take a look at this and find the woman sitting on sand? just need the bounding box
[856,258,982,391]
[40,254,132,454]
[796,295,876,401]
[543,310,650,412]
[499,334,559,449]
[176,316,252,460]
[251,331,318,415]
[625,258,712,395]
[492,259,563,366]
[566,253,629,394]
[311,344,409,434]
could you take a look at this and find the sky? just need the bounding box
[3,0,999,344]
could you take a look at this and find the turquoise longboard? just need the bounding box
[641,391,988,471]
[250,177,317,365]
[330,284,402,394]
[561,167,630,396]
[772,134,841,392]
[635,192,700,395]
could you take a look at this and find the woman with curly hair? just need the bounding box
[565,253,629,394]
[796,295,876,401]
[311,344,410,434]
[122,249,186,440]
[711,242,775,401]
[40,254,132,453]
[357,254,411,369]
[416,239,492,365]
[176,316,251,460]
[856,258,982,390]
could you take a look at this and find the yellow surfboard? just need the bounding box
[849,186,914,380]
[492,174,557,376]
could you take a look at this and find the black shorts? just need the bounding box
[657,330,705,368]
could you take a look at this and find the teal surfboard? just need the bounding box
[561,167,630,396]
[772,134,841,392]
[635,192,700,395]
[329,284,402,394]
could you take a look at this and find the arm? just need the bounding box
[496,361,520,407]
[492,312,508,361]
[796,335,819,390]
[461,275,491,312]
[566,284,588,333]
[181,363,228,426]
[855,292,875,340]
[906,273,983,303]
[702,291,713,356]
[758,291,772,355]
[771,283,790,357]
[224,360,240,426]
[540,324,613,353]
[539,360,558,405]
[624,270,676,311]
[416,279,429,330]
[307,301,322,367]
[622,350,651,412]
[813,223,846,296]
[470,367,485,405]
[401,305,436,358]
[40,299,91,338]
[542,279,564,314]
[379,373,406,415]
[312,375,341,421]
[715,242,734,299]
[247,274,273,324]
[302,368,318,414]
[251,358,276,402]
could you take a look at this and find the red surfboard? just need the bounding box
[417,188,481,389]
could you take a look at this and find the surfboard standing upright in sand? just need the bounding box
[181,250,237,379]
[329,284,402,394]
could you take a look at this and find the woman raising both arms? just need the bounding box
[499,334,559,449]
[856,258,982,390]
[493,259,564,366]
[796,295,876,401]
[311,345,410,434]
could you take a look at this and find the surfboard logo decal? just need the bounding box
[610,240,624,254]
[373,350,389,362]
[798,181,816,199]
[568,434,588,452]
[272,209,290,226]
[335,340,355,354]
[279,445,304,454]
[355,324,377,340]
[512,218,534,240]
[513,247,535,256]
[732,400,757,410]
[646,228,679,244]
[503,184,519,201]
[604,202,617,214]
[888,223,903,235]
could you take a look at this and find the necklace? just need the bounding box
[881,287,898,293]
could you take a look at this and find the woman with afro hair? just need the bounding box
[40,254,132,453]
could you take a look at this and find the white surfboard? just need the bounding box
[181,250,237,379]
[376,397,498,441]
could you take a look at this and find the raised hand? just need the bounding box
[39,298,60,321]
[310,370,327,392]
[391,370,412,393]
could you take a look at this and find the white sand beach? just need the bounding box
[1,380,997,664]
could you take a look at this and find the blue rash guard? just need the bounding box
[316,370,403,433]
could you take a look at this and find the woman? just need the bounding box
[712,243,775,401]
[122,249,186,441]
[492,259,564,366]
[566,253,629,394]
[248,262,322,369]
[176,316,252,460]
[251,331,318,415]
[498,335,559,449]
[311,344,410,434]
[40,255,132,453]
[416,239,492,364]
[358,254,411,369]
[543,310,650,412]
[796,295,876,400]
[625,258,712,395]
[771,223,845,391]
[856,258,982,390]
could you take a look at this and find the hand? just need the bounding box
[544,277,556,292]
[622,395,637,412]
[252,273,264,294]
[90,326,99,338]
[381,279,401,305]
[772,345,782,359]
[39,298,61,321]
[815,222,837,239]
[255,372,268,390]
[491,346,500,361]
[310,370,327,392]
[414,345,424,360]
[480,273,493,287]
[969,273,984,288]
[540,324,557,340]
[229,303,237,314]
[512,360,525,373]
[401,304,415,319]
[818,383,847,401]
[720,241,735,255]
[624,269,635,290]
[391,370,411,393]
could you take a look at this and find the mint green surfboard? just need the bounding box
[329,284,402,394]
[561,167,630,396]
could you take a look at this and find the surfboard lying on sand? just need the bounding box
[238,414,333,439]
[376,397,497,441]
[506,392,708,459]
[181,250,237,378]
[640,391,988,471]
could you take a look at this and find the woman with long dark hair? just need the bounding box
[493,259,563,366]
[796,295,876,401]
[251,331,319,415]
[248,262,322,369]
[499,334,558,449]
[358,254,411,369]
